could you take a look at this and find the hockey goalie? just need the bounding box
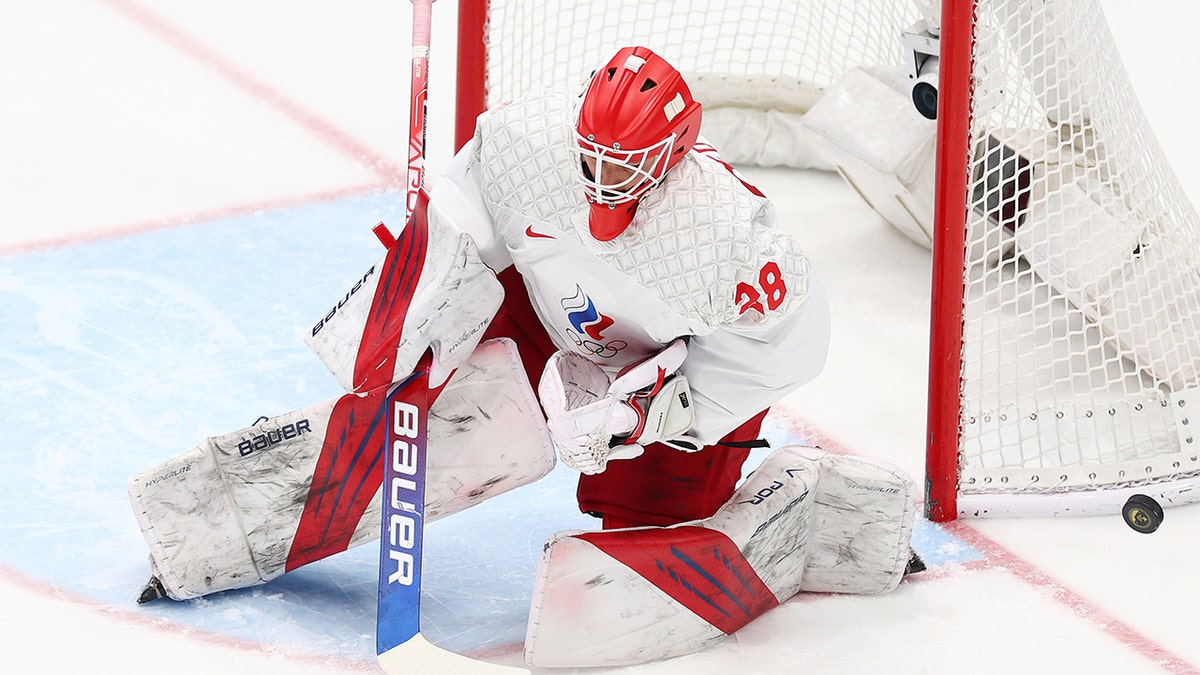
[127,45,922,668]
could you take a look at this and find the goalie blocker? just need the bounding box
[304,190,504,392]
[524,445,919,668]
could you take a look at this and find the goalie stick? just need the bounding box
[377,356,525,673]
[377,357,528,674]
[376,1,526,672]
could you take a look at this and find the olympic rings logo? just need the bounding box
[565,328,627,358]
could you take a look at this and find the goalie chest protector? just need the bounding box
[470,90,812,370]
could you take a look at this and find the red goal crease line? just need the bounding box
[946,522,1199,675]
[771,408,1199,675]
[0,563,379,673]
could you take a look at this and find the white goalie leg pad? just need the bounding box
[706,446,819,601]
[796,446,917,595]
[523,446,818,668]
[129,338,554,600]
[129,403,337,600]
[422,338,556,519]
[304,198,504,392]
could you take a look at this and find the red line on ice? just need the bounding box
[0,563,379,672]
[0,182,386,256]
[3,0,411,258]
[99,0,407,187]
[771,409,1200,674]
[944,522,1198,674]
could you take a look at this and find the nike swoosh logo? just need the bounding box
[525,225,555,239]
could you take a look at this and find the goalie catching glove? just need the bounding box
[537,339,700,474]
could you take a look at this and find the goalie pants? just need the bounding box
[487,268,763,528]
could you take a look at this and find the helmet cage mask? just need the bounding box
[573,131,674,207]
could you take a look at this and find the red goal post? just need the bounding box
[454,0,1200,521]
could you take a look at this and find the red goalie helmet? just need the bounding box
[575,46,703,241]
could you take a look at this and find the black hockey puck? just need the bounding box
[1121,494,1163,534]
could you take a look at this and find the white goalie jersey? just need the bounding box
[429,90,831,444]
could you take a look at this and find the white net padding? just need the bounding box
[475,0,1200,515]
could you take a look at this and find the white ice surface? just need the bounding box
[1,2,1199,674]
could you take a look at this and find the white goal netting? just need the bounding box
[475,1,919,121]
[955,0,1200,512]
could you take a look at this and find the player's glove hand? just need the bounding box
[537,350,641,474]
[538,340,699,475]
